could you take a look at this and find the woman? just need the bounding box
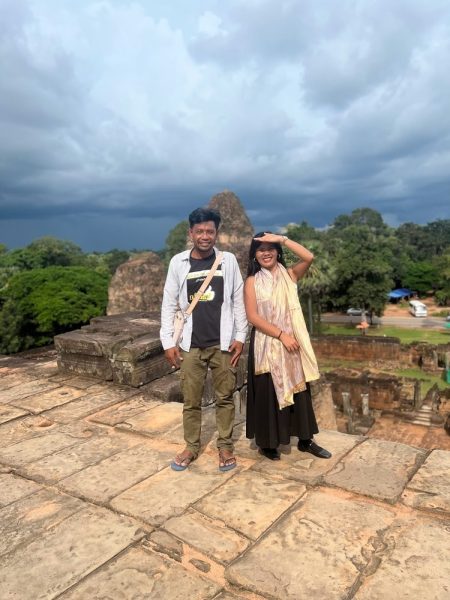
[244,232,331,460]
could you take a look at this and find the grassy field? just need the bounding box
[319,323,450,345]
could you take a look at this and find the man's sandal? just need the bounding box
[218,449,237,472]
[171,449,196,471]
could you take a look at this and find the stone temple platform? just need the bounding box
[1,351,449,599]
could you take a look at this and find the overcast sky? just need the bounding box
[1,0,449,252]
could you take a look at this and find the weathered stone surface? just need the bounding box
[0,473,41,507]
[401,449,450,514]
[146,529,184,562]
[0,430,90,467]
[115,401,183,437]
[47,373,101,388]
[0,414,58,448]
[61,547,221,600]
[226,489,396,600]
[324,438,426,502]
[12,385,87,414]
[20,433,140,484]
[59,443,172,503]
[164,508,250,564]
[0,379,61,404]
[207,190,254,275]
[88,394,152,426]
[0,506,144,599]
[57,350,113,379]
[43,386,139,423]
[107,252,166,315]
[196,470,306,540]
[354,517,450,600]
[0,402,28,424]
[111,454,237,526]
[252,430,360,484]
[55,329,130,357]
[0,488,84,557]
[112,347,173,387]
[141,372,183,403]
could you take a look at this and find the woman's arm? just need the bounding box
[244,276,299,352]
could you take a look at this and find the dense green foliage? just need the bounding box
[0,267,109,353]
[163,220,189,265]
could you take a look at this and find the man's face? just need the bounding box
[189,221,218,254]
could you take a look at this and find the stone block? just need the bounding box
[0,473,41,508]
[0,403,29,424]
[0,506,144,599]
[354,516,450,600]
[59,443,173,503]
[111,453,237,527]
[324,437,426,503]
[12,385,87,414]
[141,372,183,403]
[61,546,221,600]
[196,470,306,540]
[226,489,396,600]
[401,449,450,514]
[115,402,182,437]
[164,508,250,564]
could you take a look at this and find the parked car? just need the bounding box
[408,300,427,317]
[346,308,363,316]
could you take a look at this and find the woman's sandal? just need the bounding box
[218,449,237,472]
[171,449,196,471]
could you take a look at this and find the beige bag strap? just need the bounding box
[185,252,223,316]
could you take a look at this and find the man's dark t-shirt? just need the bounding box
[187,252,223,348]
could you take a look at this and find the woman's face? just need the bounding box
[255,243,278,270]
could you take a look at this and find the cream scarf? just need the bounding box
[253,264,320,409]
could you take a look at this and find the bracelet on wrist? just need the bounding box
[277,329,283,339]
[280,235,288,245]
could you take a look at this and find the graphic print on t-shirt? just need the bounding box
[187,253,223,348]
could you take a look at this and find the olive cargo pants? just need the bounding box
[180,346,237,456]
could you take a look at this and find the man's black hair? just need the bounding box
[188,207,221,229]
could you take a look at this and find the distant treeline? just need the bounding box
[0,209,449,354]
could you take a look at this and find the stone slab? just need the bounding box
[196,470,306,540]
[226,489,396,600]
[59,443,173,503]
[57,352,113,379]
[20,432,140,484]
[88,394,156,426]
[48,373,101,388]
[0,379,61,404]
[252,430,361,484]
[401,449,450,514]
[42,386,139,423]
[0,506,144,599]
[0,473,42,507]
[141,372,183,403]
[11,385,87,414]
[164,508,250,564]
[0,430,90,467]
[0,371,39,389]
[324,438,426,503]
[0,415,58,448]
[0,402,29,424]
[60,546,221,600]
[111,453,237,527]
[354,517,450,600]
[0,488,84,557]
[115,401,183,436]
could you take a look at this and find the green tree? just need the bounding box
[0,236,84,270]
[403,261,439,296]
[164,220,188,265]
[330,224,394,321]
[433,250,450,306]
[0,267,109,353]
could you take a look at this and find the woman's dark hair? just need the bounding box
[246,231,286,277]
[188,207,221,230]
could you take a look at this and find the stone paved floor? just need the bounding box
[1,353,449,600]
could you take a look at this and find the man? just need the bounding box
[160,207,248,471]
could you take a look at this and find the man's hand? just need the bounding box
[228,340,244,367]
[165,347,182,369]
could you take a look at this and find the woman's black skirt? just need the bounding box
[246,328,319,449]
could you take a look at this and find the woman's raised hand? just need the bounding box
[254,232,284,244]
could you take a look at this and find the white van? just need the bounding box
[409,300,428,317]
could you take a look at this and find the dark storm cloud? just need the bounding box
[0,0,449,251]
